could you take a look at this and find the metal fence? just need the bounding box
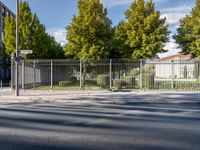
[11,59,200,91]
[0,61,11,87]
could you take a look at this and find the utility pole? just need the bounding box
[15,0,19,96]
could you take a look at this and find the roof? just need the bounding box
[160,54,192,61]
[0,1,15,17]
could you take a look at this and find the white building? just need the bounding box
[155,54,195,79]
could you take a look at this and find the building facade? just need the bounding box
[155,54,196,80]
[0,1,15,46]
[0,1,15,85]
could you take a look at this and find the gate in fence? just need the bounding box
[11,59,200,91]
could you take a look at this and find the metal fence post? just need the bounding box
[11,60,14,90]
[21,60,25,89]
[171,60,174,89]
[140,59,143,90]
[51,60,53,89]
[80,60,82,90]
[33,60,36,88]
[110,59,112,90]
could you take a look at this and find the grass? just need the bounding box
[27,80,200,91]
[31,85,107,91]
[32,86,80,90]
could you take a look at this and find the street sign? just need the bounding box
[19,50,33,58]
[14,56,21,63]
[20,50,33,55]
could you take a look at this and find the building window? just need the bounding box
[1,31,4,40]
[2,19,5,30]
[1,7,6,17]
[6,11,10,16]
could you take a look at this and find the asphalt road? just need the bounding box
[0,93,200,150]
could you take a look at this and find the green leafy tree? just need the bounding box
[0,45,9,81]
[45,36,65,59]
[174,0,200,58]
[4,17,16,56]
[0,45,9,67]
[115,0,169,59]
[4,1,64,59]
[65,0,113,60]
[113,21,130,58]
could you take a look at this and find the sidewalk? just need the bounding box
[0,88,200,104]
[0,89,112,103]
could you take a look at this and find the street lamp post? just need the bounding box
[15,0,19,96]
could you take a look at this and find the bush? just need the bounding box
[131,68,138,76]
[144,74,154,89]
[84,80,97,86]
[70,76,78,85]
[97,75,110,88]
[197,76,200,82]
[124,76,135,88]
[154,81,200,90]
[113,79,125,89]
[154,81,171,89]
[175,82,200,89]
[59,80,71,87]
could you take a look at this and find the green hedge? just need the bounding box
[70,76,78,84]
[97,75,110,88]
[154,81,171,89]
[113,79,125,89]
[84,80,97,86]
[124,76,135,88]
[59,81,71,87]
[154,81,200,89]
[144,75,155,89]
[175,82,200,89]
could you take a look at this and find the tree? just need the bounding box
[0,45,9,81]
[174,0,200,58]
[4,1,65,59]
[65,0,113,60]
[0,45,9,67]
[4,17,16,56]
[115,0,169,59]
[113,21,130,58]
[45,36,65,59]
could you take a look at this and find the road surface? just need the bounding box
[0,93,200,150]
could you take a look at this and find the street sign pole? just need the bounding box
[15,0,19,96]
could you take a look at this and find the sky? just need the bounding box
[1,0,196,57]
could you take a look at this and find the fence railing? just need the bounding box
[10,59,200,91]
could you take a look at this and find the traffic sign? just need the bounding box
[15,56,21,63]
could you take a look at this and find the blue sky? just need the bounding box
[1,0,196,57]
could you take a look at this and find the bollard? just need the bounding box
[33,60,36,89]
[0,80,2,89]
[171,60,174,89]
[110,59,112,90]
[140,59,143,90]
[80,60,82,90]
[51,60,53,89]
[22,60,25,89]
